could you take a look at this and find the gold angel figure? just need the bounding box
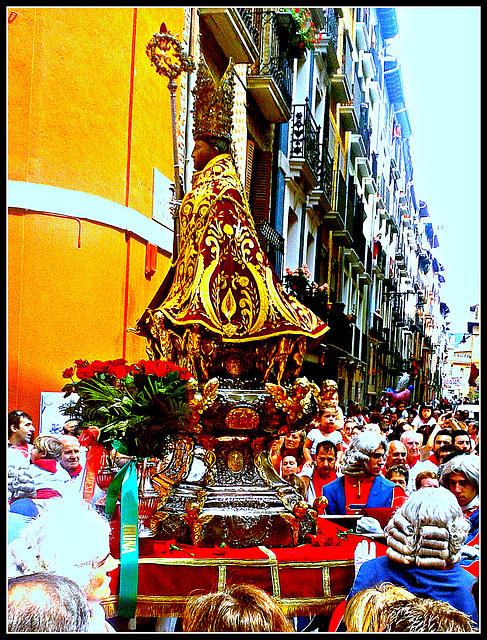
[265,377,319,426]
[187,377,219,431]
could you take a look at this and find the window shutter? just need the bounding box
[251,150,272,230]
[245,140,255,200]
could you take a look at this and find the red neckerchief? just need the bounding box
[36,488,62,499]
[32,458,57,473]
[428,453,440,466]
[312,469,337,498]
[12,443,29,458]
[68,464,83,478]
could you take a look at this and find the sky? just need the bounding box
[386,6,480,334]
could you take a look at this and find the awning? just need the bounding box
[377,7,399,40]
[419,200,430,218]
[384,58,405,104]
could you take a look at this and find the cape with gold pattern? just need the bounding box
[139,154,328,344]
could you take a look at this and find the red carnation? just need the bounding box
[143,360,161,375]
[77,364,95,379]
[62,367,75,379]
[107,362,131,379]
[78,426,100,447]
[109,358,127,367]
[91,360,109,373]
[177,368,192,381]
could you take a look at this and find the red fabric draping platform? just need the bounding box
[101,520,387,618]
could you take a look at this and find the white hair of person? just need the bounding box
[384,487,470,568]
[8,465,36,501]
[399,430,422,445]
[7,499,111,598]
[339,431,389,478]
[56,434,80,446]
[439,453,479,493]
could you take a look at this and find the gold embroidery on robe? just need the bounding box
[144,154,328,344]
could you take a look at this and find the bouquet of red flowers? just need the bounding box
[61,358,193,459]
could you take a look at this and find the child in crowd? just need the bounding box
[303,404,342,464]
[29,435,73,501]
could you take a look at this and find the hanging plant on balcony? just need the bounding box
[284,264,313,300]
[282,8,323,52]
[284,264,329,321]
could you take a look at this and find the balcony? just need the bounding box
[392,306,406,327]
[363,176,377,197]
[369,79,382,104]
[338,104,359,133]
[324,170,347,231]
[314,8,340,74]
[289,99,321,189]
[360,51,376,79]
[198,8,259,64]
[309,142,334,213]
[355,156,372,181]
[369,311,384,343]
[350,133,367,159]
[355,20,370,52]
[330,74,352,104]
[395,242,406,265]
[372,244,387,279]
[247,10,293,123]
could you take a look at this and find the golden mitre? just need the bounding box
[192,57,235,142]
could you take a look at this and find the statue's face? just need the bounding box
[192,138,217,171]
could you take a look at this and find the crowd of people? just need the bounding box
[7,395,480,632]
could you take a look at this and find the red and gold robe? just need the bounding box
[139,154,328,343]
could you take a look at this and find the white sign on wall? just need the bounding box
[40,391,79,435]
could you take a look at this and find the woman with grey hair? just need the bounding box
[440,453,479,544]
[322,431,407,515]
[346,487,478,626]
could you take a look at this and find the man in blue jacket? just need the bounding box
[440,453,479,543]
[322,431,407,515]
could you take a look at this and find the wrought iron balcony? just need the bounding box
[289,99,321,187]
[314,8,340,73]
[247,10,293,123]
[309,141,334,213]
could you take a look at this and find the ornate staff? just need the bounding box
[146,23,195,259]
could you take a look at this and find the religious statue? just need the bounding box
[140,52,328,548]
[136,57,328,386]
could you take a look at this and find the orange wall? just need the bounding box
[8,7,187,430]
[8,210,171,430]
[8,7,186,211]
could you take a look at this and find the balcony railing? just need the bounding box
[316,142,334,199]
[289,99,321,182]
[313,8,340,73]
[199,9,259,64]
[247,9,293,122]
[236,8,260,44]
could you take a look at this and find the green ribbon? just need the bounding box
[105,459,139,619]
